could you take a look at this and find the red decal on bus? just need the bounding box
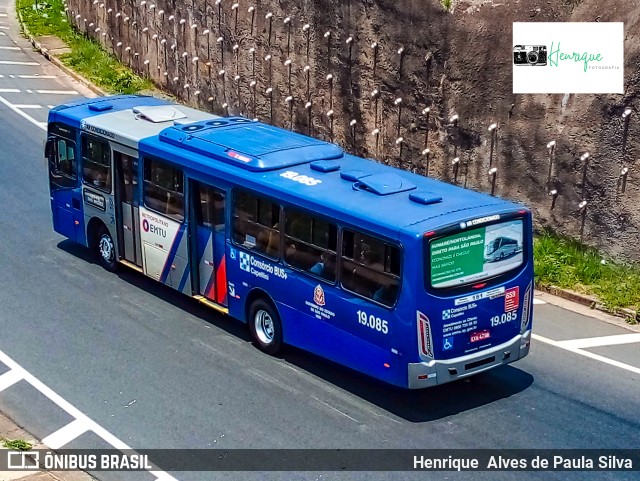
[505,286,519,312]
[216,255,227,305]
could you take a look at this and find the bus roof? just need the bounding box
[50,96,527,236]
[47,95,218,150]
[140,122,523,237]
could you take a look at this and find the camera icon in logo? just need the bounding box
[513,45,547,66]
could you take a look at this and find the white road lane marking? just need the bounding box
[0,348,179,481]
[0,45,19,50]
[0,32,6,36]
[42,418,90,449]
[0,26,9,30]
[0,60,39,65]
[13,104,42,109]
[533,333,640,375]
[0,95,46,130]
[36,89,79,95]
[0,13,8,17]
[19,74,57,79]
[533,298,546,305]
[0,369,22,392]
[0,88,20,93]
[557,333,640,350]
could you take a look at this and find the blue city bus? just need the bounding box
[46,95,533,389]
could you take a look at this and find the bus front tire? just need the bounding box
[248,299,283,355]
[96,226,118,272]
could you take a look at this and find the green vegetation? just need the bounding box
[1,437,33,450]
[17,0,152,93]
[440,0,454,12]
[534,230,640,316]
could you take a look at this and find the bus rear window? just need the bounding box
[429,219,524,289]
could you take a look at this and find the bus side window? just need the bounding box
[341,230,401,307]
[81,135,111,193]
[283,208,337,282]
[196,183,226,233]
[143,158,185,222]
[232,191,279,258]
[49,136,77,188]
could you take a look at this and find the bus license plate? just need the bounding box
[470,330,490,343]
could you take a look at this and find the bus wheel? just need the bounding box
[97,226,118,272]
[248,299,283,355]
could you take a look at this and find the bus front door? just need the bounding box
[114,151,142,267]
[191,181,228,306]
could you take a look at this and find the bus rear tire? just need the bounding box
[96,226,118,272]
[248,299,283,355]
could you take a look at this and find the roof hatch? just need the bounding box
[354,173,416,195]
[133,105,187,123]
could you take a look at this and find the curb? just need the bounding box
[536,283,639,324]
[16,9,105,97]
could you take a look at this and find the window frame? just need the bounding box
[424,213,528,293]
[48,135,78,189]
[142,156,185,222]
[80,133,112,194]
[194,181,226,234]
[282,206,339,284]
[231,189,281,260]
[339,228,403,308]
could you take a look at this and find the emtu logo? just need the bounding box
[142,219,150,232]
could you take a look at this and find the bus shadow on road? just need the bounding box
[280,347,534,423]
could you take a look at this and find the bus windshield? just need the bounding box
[429,219,524,289]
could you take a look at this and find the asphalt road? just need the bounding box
[0,2,639,480]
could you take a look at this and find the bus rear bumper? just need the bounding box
[407,330,531,389]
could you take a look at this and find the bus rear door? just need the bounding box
[191,180,228,306]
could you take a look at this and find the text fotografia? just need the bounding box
[413,454,635,471]
[548,42,616,72]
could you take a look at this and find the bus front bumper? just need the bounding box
[407,330,531,389]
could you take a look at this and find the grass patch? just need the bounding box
[440,0,455,12]
[17,0,152,94]
[1,437,33,451]
[534,230,640,313]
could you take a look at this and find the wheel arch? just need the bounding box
[244,287,278,323]
[86,217,108,250]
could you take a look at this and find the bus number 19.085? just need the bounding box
[357,310,389,334]
[490,311,518,327]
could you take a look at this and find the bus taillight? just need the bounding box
[417,311,434,358]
